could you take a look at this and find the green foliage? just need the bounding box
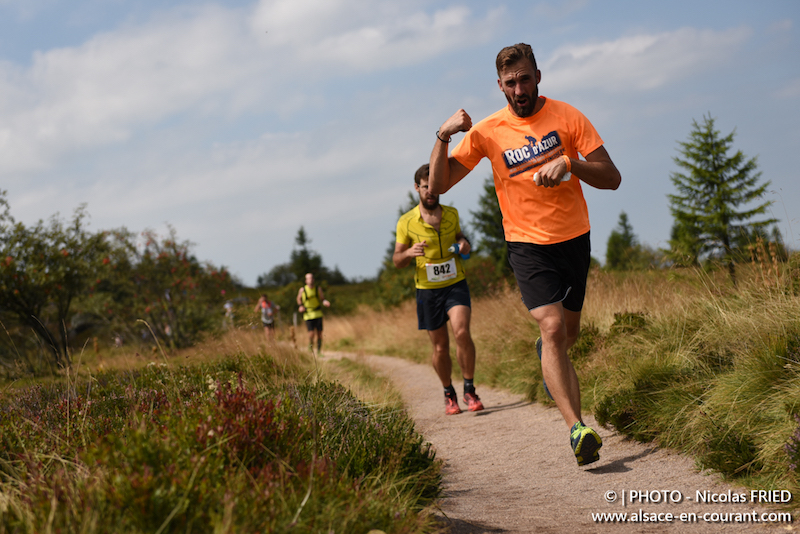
[86,226,236,351]
[667,115,776,283]
[257,227,348,289]
[0,353,441,532]
[604,212,661,270]
[0,201,109,370]
[787,415,800,473]
[328,266,800,499]
[289,226,324,281]
[667,219,702,267]
[790,252,800,296]
[591,289,800,487]
[569,322,601,366]
[324,280,379,315]
[0,192,237,376]
[373,192,419,309]
[607,311,647,339]
[469,176,510,275]
[374,264,416,309]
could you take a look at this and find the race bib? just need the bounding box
[425,258,457,283]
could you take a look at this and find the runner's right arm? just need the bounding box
[429,109,473,194]
[393,240,427,269]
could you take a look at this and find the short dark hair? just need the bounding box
[414,163,429,186]
[496,43,537,76]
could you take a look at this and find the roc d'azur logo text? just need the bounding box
[503,131,563,176]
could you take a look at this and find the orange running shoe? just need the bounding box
[463,391,484,412]
[445,395,462,415]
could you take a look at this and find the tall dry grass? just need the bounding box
[323,261,800,498]
[322,268,731,396]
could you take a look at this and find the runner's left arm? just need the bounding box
[318,287,330,307]
[455,232,471,256]
[536,146,621,190]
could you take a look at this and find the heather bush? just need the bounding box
[0,351,441,532]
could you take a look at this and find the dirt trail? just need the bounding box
[326,352,795,533]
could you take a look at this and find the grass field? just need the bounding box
[0,331,442,533]
[2,258,798,530]
[324,261,800,501]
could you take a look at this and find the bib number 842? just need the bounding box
[433,264,451,276]
[426,258,457,282]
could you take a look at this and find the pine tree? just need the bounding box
[605,212,638,270]
[667,115,775,284]
[470,176,509,274]
[289,226,324,281]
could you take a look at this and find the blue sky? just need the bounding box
[2,0,798,286]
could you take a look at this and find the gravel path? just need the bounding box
[327,352,795,533]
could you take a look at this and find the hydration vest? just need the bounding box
[300,285,323,320]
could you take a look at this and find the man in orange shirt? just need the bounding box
[429,43,621,466]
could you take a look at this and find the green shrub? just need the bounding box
[0,353,441,532]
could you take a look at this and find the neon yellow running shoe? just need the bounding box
[570,421,602,466]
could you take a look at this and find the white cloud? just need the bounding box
[0,5,266,175]
[0,1,500,177]
[775,78,800,99]
[0,0,53,19]
[543,26,753,94]
[767,19,792,34]
[252,0,502,71]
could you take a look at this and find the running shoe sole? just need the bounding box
[536,337,553,400]
[571,422,602,466]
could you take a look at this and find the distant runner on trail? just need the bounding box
[253,293,279,342]
[393,163,484,416]
[428,43,621,465]
[296,272,330,354]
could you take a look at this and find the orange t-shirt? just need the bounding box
[451,97,604,244]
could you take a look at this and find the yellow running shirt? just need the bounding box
[300,285,323,321]
[451,98,604,245]
[396,204,466,290]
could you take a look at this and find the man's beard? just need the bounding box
[420,196,440,210]
[508,87,538,117]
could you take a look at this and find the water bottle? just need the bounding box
[448,243,470,260]
[533,171,571,185]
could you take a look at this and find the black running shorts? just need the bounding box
[305,317,323,332]
[416,278,471,331]
[507,232,591,312]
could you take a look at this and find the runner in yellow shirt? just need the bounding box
[296,273,330,354]
[394,163,484,415]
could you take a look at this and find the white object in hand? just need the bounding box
[534,171,571,186]
[448,243,470,259]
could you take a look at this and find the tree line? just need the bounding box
[0,196,236,375]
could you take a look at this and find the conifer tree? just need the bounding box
[470,176,509,274]
[667,115,775,284]
[605,212,638,270]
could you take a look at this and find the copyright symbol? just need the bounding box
[605,490,617,503]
